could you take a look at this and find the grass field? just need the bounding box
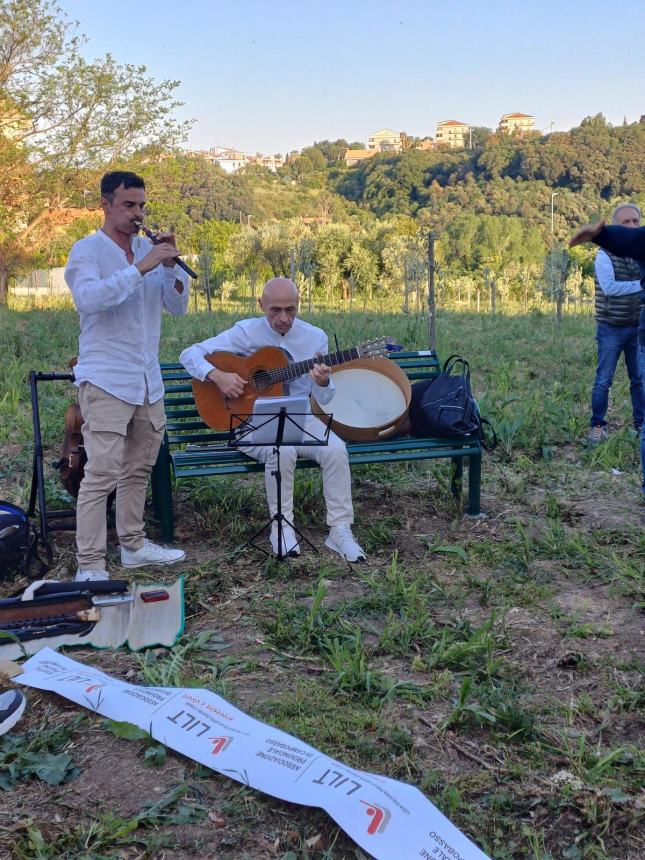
[0,302,643,860]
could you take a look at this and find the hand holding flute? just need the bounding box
[134,222,198,279]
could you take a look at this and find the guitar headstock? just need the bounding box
[356,336,398,358]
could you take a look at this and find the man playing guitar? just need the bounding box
[180,277,367,562]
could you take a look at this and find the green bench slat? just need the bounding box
[172,435,478,462]
[173,448,476,480]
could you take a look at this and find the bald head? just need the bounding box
[259,277,300,335]
[262,277,299,302]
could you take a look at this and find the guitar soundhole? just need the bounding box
[250,369,272,392]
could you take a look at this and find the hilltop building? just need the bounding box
[498,112,534,135]
[367,129,405,152]
[185,147,283,173]
[435,120,470,148]
[344,149,376,166]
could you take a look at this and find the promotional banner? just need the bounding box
[18,648,491,860]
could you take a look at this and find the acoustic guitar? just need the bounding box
[192,337,393,430]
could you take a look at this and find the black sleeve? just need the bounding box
[594,226,645,262]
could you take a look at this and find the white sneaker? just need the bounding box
[0,690,26,736]
[270,522,300,558]
[325,526,366,562]
[120,539,186,568]
[75,568,110,582]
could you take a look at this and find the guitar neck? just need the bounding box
[270,346,362,384]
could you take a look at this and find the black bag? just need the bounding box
[0,500,45,580]
[409,355,497,450]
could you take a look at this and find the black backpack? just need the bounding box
[409,355,497,450]
[0,500,45,581]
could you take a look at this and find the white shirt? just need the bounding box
[595,249,642,296]
[179,316,336,406]
[65,230,190,404]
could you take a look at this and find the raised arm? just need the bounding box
[569,220,605,248]
[570,221,645,263]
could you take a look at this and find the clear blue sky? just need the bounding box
[58,0,644,155]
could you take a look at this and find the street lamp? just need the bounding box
[550,191,560,235]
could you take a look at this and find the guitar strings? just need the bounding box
[227,342,381,389]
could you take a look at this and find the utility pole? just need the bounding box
[427,232,437,351]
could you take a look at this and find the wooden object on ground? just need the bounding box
[0,579,184,658]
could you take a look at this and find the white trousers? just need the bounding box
[242,415,354,527]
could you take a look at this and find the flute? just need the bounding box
[135,222,198,279]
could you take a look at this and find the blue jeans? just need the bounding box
[590,322,644,429]
[638,346,645,496]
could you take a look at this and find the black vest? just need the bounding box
[594,251,642,326]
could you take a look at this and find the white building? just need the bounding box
[367,129,404,152]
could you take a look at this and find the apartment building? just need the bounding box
[498,112,534,135]
[435,120,470,148]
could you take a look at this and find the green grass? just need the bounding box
[1,301,643,860]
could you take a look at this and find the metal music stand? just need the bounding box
[229,407,332,564]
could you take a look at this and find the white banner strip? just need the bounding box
[18,648,491,860]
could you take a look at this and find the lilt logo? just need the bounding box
[359,801,391,835]
[209,736,233,755]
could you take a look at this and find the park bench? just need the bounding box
[151,351,482,542]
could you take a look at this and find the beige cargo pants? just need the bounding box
[76,382,166,570]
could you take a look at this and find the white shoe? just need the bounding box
[120,539,186,568]
[270,522,300,559]
[0,690,26,736]
[325,526,366,562]
[75,568,110,582]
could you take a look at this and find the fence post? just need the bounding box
[426,232,436,351]
[250,269,257,315]
[403,258,409,314]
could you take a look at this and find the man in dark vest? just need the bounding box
[586,203,644,445]
[570,210,645,502]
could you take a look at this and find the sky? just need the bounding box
[57,0,645,155]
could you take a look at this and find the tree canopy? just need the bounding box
[0,0,190,297]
